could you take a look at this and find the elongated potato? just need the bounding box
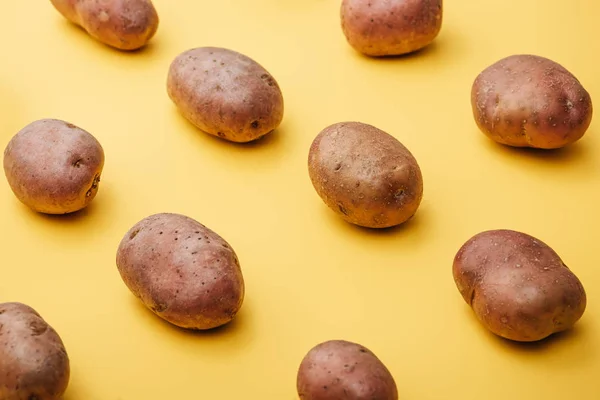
[116,213,245,330]
[50,0,159,50]
[167,47,284,143]
[308,122,423,228]
[453,229,587,342]
[0,302,70,400]
[341,0,443,56]
[471,54,593,149]
[3,119,105,214]
[297,340,398,400]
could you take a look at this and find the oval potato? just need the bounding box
[453,229,587,342]
[297,340,398,400]
[341,0,443,56]
[3,119,105,214]
[308,122,423,228]
[49,0,159,51]
[167,47,284,143]
[116,213,245,330]
[471,54,593,149]
[0,302,70,400]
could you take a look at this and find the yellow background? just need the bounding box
[1,0,599,399]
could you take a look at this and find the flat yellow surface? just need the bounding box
[1,0,599,399]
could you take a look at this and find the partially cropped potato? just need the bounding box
[167,47,284,143]
[341,0,443,56]
[471,54,593,149]
[116,213,245,330]
[3,119,105,214]
[453,229,587,342]
[308,122,423,228]
[50,0,159,50]
[297,340,398,400]
[0,302,70,400]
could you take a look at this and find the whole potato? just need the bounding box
[167,47,284,143]
[3,119,105,214]
[297,340,398,400]
[308,122,423,228]
[49,0,159,51]
[471,54,593,149]
[0,302,70,400]
[341,0,443,56]
[453,229,587,342]
[116,213,245,330]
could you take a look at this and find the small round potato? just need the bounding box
[308,122,423,228]
[116,213,245,330]
[297,340,398,400]
[3,119,105,214]
[167,47,284,143]
[471,54,593,149]
[0,302,70,400]
[453,229,587,342]
[341,0,443,56]
[49,0,159,51]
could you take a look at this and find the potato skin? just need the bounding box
[453,230,587,342]
[167,47,284,143]
[297,340,398,400]
[341,0,443,56]
[0,303,70,400]
[50,0,159,51]
[3,119,105,214]
[308,122,423,228]
[471,54,593,149]
[116,213,245,330]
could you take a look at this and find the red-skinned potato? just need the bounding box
[0,302,70,400]
[471,54,593,149]
[3,119,105,214]
[50,0,159,51]
[341,0,443,56]
[116,213,245,330]
[297,340,398,400]
[453,229,587,342]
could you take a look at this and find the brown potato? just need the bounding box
[341,0,443,56]
[3,119,105,214]
[453,229,587,342]
[116,213,245,330]
[167,47,284,143]
[49,0,159,51]
[297,340,398,400]
[0,302,70,400]
[308,122,423,228]
[471,54,593,149]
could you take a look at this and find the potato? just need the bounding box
[0,302,70,400]
[471,54,593,149]
[453,229,587,342]
[340,0,443,56]
[167,47,284,143]
[308,122,423,229]
[297,340,398,400]
[116,213,245,330]
[49,0,159,51]
[3,119,105,214]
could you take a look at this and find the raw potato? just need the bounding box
[116,213,245,330]
[297,340,398,400]
[308,122,423,228]
[50,0,159,51]
[167,47,284,143]
[453,229,587,342]
[0,302,70,400]
[3,119,105,214]
[471,54,593,149]
[341,0,443,56]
